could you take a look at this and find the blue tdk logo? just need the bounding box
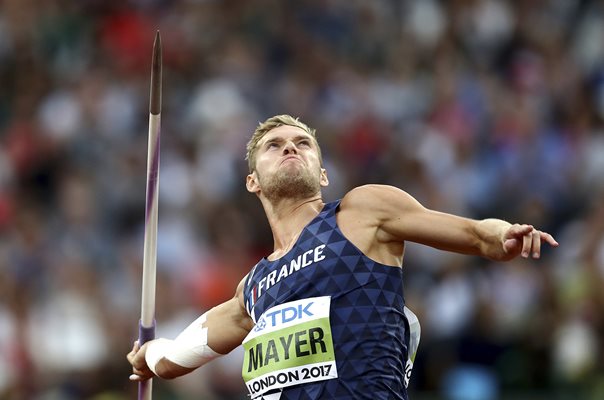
[253,301,315,332]
[265,302,314,328]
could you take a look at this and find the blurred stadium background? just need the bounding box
[1,0,604,399]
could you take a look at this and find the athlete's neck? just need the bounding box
[262,195,324,261]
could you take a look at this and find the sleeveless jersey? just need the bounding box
[242,200,413,399]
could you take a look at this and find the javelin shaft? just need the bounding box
[139,30,162,400]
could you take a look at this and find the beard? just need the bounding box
[257,164,321,203]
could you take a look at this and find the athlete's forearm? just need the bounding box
[144,313,222,379]
[145,339,196,379]
[155,357,194,379]
[145,296,254,379]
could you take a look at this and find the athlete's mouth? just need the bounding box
[281,156,301,165]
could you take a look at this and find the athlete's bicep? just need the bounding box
[347,185,480,254]
[205,295,255,354]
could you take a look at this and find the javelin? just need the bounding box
[138,30,162,400]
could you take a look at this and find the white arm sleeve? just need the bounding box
[145,312,222,374]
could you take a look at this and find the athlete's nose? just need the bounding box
[283,141,298,155]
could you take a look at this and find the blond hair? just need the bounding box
[246,115,321,172]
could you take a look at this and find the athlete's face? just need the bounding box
[246,125,328,202]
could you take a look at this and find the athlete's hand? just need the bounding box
[127,340,154,381]
[502,224,558,259]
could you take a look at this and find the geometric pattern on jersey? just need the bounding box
[243,200,410,400]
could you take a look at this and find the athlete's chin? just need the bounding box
[262,177,320,202]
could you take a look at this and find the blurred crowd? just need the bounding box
[1,0,604,399]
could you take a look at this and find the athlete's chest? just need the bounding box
[244,241,331,322]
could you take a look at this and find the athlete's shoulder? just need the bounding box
[341,184,417,211]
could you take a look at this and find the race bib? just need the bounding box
[242,296,338,398]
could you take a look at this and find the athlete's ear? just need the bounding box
[320,168,329,187]
[246,171,260,193]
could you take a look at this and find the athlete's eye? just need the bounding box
[298,140,311,147]
[266,142,279,149]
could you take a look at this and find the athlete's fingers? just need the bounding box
[540,231,559,247]
[127,341,151,373]
[127,342,140,357]
[504,224,533,240]
[131,363,153,379]
[531,230,541,258]
[129,369,152,381]
[503,237,520,254]
[521,230,533,258]
[126,341,139,364]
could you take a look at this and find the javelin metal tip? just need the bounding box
[150,31,162,115]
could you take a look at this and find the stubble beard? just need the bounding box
[258,166,321,204]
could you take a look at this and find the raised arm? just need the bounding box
[342,185,558,262]
[128,277,254,381]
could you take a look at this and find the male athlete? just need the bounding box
[128,115,558,399]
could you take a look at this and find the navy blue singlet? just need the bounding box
[243,200,411,399]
